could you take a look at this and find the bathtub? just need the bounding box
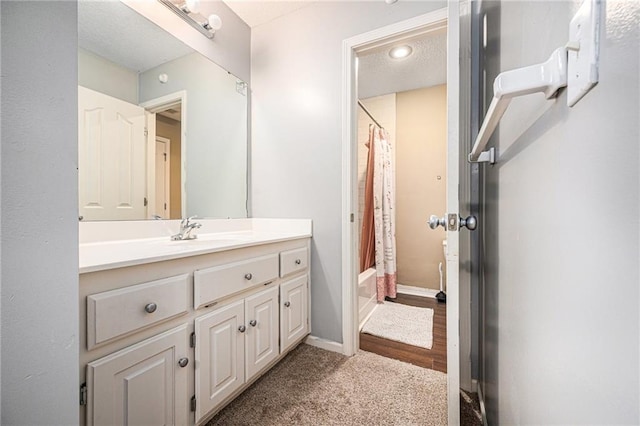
[358,267,378,330]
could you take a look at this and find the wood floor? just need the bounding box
[359,293,447,373]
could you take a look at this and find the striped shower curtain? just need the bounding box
[360,124,397,302]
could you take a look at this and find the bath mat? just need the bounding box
[362,302,434,349]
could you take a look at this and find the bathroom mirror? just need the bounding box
[78,0,248,221]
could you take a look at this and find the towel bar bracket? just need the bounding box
[468,147,495,165]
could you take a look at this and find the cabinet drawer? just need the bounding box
[280,247,308,278]
[87,274,189,350]
[194,254,279,309]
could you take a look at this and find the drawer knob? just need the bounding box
[295,259,302,265]
[249,320,257,327]
[144,303,157,314]
[178,357,189,368]
[238,325,246,333]
[244,273,253,280]
[284,301,291,308]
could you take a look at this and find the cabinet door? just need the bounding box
[195,300,245,424]
[280,275,309,353]
[86,324,189,426]
[245,286,279,380]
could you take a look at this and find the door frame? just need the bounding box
[340,4,468,424]
[140,90,187,218]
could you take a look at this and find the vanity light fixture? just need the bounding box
[389,45,413,59]
[158,0,222,39]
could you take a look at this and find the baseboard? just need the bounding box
[477,382,488,426]
[304,335,344,354]
[396,284,439,299]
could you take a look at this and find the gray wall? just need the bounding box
[481,1,639,424]
[1,1,79,424]
[251,1,446,343]
[78,48,138,104]
[139,52,248,219]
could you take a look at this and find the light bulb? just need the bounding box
[389,45,413,59]
[185,0,199,13]
[207,14,222,31]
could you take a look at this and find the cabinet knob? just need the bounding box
[249,319,257,327]
[178,357,189,368]
[244,273,253,280]
[295,259,301,265]
[284,301,291,308]
[144,303,157,314]
[238,325,246,333]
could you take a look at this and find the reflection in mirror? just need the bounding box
[78,0,248,221]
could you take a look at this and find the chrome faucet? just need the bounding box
[171,216,202,241]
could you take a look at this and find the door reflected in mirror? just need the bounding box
[78,0,248,221]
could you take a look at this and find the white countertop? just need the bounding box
[79,219,312,274]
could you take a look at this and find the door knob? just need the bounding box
[249,320,257,327]
[428,215,447,230]
[238,325,246,333]
[178,357,189,368]
[460,215,477,231]
[284,301,291,308]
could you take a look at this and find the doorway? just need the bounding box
[355,24,448,371]
[342,5,471,425]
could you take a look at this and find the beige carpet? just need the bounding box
[208,344,447,425]
[362,302,434,349]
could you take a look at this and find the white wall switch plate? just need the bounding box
[567,0,601,107]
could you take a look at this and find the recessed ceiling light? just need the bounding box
[385,0,399,4]
[389,45,413,59]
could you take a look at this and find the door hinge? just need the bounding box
[144,127,149,137]
[164,202,167,211]
[164,153,167,161]
[350,213,354,223]
[190,395,196,412]
[80,383,87,406]
[190,332,196,348]
[144,197,148,207]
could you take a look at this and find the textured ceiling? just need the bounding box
[222,1,316,28]
[78,1,194,73]
[358,29,447,99]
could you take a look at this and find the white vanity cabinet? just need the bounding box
[280,275,309,353]
[194,285,279,423]
[86,324,190,426]
[79,235,311,426]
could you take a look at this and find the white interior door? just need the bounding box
[445,4,461,424]
[154,136,170,219]
[78,86,147,220]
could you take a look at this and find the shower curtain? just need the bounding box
[360,124,397,302]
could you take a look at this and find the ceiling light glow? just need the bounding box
[389,45,413,59]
